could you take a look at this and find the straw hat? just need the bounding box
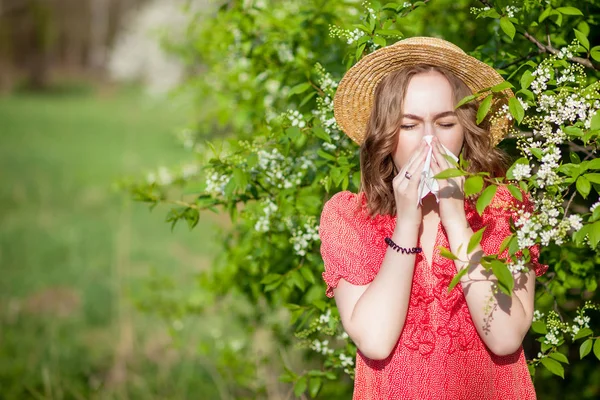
[333,36,514,146]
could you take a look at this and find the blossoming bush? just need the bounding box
[128,0,600,398]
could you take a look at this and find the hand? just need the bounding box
[430,137,468,229]
[392,140,429,225]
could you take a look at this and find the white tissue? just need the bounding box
[417,135,459,205]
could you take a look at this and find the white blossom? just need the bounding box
[512,163,532,180]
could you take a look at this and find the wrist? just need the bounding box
[443,217,471,237]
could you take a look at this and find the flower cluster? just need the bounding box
[507,258,528,274]
[315,62,339,96]
[511,163,532,181]
[328,25,365,45]
[290,217,320,256]
[253,148,308,189]
[287,109,306,128]
[255,199,278,232]
[535,303,599,349]
[504,5,519,18]
[205,171,230,196]
[311,339,334,355]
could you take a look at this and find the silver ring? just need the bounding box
[404,171,412,180]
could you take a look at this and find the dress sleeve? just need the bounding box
[319,191,379,297]
[479,186,548,277]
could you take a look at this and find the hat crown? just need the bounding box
[398,36,466,55]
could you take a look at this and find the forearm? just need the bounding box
[349,219,419,359]
[446,223,531,356]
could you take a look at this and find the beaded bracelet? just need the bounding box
[384,237,422,254]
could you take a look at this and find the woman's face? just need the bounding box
[392,71,465,170]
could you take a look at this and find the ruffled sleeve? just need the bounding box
[478,186,548,277]
[319,191,383,297]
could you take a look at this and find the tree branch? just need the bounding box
[522,31,598,70]
[477,0,598,70]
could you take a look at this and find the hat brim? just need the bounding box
[333,36,514,146]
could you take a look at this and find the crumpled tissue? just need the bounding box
[417,135,459,205]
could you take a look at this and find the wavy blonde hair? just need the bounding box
[360,64,509,217]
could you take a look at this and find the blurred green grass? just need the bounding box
[0,86,224,399]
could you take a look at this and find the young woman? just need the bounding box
[319,37,548,399]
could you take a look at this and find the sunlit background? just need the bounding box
[0,0,229,398]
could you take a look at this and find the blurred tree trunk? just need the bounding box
[26,0,54,89]
[89,0,110,69]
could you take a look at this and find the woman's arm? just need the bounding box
[333,142,430,360]
[333,217,420,360]
[430,137,536,356]
[445,222,536,356]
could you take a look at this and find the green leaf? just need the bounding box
[491,81,513,92]
[591,46,600,62]
[288,82,312,97]
[468,227,486,254]
[294,376,307,397]
[564,126,583,137]
[541,357,565,378]
[530,148,543,160]
[499,234,515,254]
[433,168,467,179]
[574,327,593,340]
[356,43,366,60]
[377,29,403,37]
[548,352,569,364]
[491,260,514,295]
[456,94,477,108]
[556,6,583,16]
[591,111,600,131]
[576,176,591,199]
[476,94,493,124]
[508,97,525,123]
[261,273,282,284]
[574,29,590,50]
[539,7,552,23]
[500,17,516,40]
[584,173,600,184]
[531,320,547,334]
[308,377,322,398]
[290,270,306,291]
[447,267,468,293]
[438,246,458,261]
[317,149,336,161]
[476,184,498,215]
[520,70,535,89]
[373,35,387,47]
[594,339,600,361]
[313,126,331,143]
[580,338,593,359]
[299,91,317,107]
[506,184,523,201]
[464,175,484,196]
[300,266,316,284]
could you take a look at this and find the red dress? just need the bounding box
[319,187,548,400]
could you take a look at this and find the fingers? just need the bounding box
[397,140,428,177]
[431,138,451,170]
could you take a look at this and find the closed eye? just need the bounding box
[400,125,416,130]
[439,123,456,128]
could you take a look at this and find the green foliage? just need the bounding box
[129,0,600,398]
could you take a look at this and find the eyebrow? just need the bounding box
[400,111,457,121]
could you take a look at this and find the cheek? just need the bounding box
[439,128,465,156]
[393,135,422,168]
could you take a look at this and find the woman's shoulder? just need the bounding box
[321,191,373,227]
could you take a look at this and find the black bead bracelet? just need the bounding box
[384,237,422,254]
